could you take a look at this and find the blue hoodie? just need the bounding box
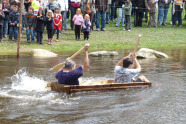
[9,10,19,25]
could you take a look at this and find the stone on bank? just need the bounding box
[30,49,58,57]
[136,48,168,59]
[89,51,118,57]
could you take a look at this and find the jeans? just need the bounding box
[9,26,18,40]
[134,10,143,27]
[3,19,8,36]
[116,7,125,27]
[61,11,65,31]
[110,1,115,21]
[125,15,131,30]
[21,15,24,34]
[158,6,169,24]
[0,25,3,40]
[64,11,67,30]
[71,6,78,30]
[26,28,35,42]
[96,11,106,29]
[106,4,111,23]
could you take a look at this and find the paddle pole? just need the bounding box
[134,35,141,53]
[17,0,23,58]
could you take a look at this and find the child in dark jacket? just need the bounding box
[9,5,19,41]
[83,14,91,40]
[35,9,46,45]
[46,10,54,45]
[0,4,5,42]
[24,6,35,43]
[2,0,10,38]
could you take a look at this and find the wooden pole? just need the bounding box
[134,35,141,53]
[17,0,23,58]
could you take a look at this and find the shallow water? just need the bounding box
[0,49,185,124]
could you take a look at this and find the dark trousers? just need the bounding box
[47,29,53,39]
[173,5,183,26]
[53,29,59,39]
[37,31,43,44]
[84,31,89,40]
[125,15,131,30]
[61,11,65,31]
[75,25,81,39]
[71,6,78,30]
[0,25,3,40]
[134,11,143,27]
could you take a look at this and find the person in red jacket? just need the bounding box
[53,6,62,42]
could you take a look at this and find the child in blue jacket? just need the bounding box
[9,5,19,41]
[83,14,91,40]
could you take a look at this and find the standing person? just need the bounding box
[158,0,171,26]
[124,0,132,31]
[70,0,81,30]
[72,8,83,40]
[59,0,68,32]
[114,53,149,83]
[133,0,146,27]
[83,0,96,31]
[2,0,10,38]
[8,5,19,42]
[145,0,158,27]
[95,0,109,31]
[106,0,112,24]
[46,10,54,45]
[35,9,45,45]
[56,44,90,85]
[110,0,116,21]
[53,6,62,42]
[116,0,125,27]
[47,0,61,13]
[172,0,184,27]
[83,14,91,40]
[24,6,35,43]
[0,4,5,42]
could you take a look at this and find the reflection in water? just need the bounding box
[0,48,185,123]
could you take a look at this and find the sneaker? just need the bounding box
[154,26,157,28]
[48,40,50,45]
[173,25,176,28]
[96,28,100,31]
[56,39,59,42]
[101,28,106,31]
[123,29,126,31]
[179,25,182,27]
[27,41,30,43]
[115,25,119,27]
[4,35,7,38]
[128,30,131,32]
[162,23,167,26]
[170,21,172,25]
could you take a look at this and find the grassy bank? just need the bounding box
[0,11,186,55]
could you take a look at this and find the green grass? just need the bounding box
[0,9,186,55]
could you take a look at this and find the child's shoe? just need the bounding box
[4,35,7,38]
[50,39,53,45]
[56,39,59,42]
[48,39,50,45]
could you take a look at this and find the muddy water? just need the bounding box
[0,49,185,124]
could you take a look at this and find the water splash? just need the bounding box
[11,68,48,92]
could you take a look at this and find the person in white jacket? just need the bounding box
[59,0,68,32]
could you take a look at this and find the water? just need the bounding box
[0,49,185,124]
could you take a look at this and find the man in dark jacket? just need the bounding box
[0,4,5,42]
[133,0,146,27]
[95,0,109,31]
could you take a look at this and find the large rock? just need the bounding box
[30,49,58,57]
[136,48,168,59]
[89,51,118,57]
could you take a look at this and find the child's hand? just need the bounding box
[83,25,86,29]
[10,23,12,25]
[32,27,34,30]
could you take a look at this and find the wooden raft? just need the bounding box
[47,80,152,94]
